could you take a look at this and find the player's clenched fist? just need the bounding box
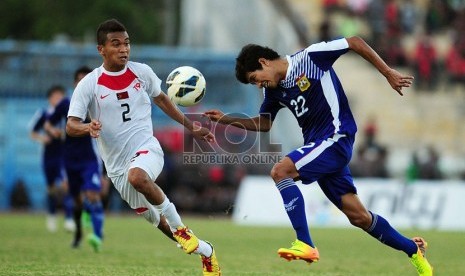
[88,119,102,138]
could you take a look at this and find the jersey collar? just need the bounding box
[279,55,294,88]
[101,64,128,76]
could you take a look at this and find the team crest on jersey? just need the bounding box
[296,74,310,92]
[117,91,129,100]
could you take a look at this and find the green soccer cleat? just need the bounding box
[278,239,320,264]
[82,211,92,229]
[410,237,433,276]
[87,233,102,253]
[200,241,221,276]
[173,226,199,254]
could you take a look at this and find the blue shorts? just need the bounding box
[287,134,357,209]
[65,161,101,197]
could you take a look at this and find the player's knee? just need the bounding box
[85,191,101,203]
[128,170,150,192]
[270,162,291,182]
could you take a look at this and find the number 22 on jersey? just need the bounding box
[290,95,308,117]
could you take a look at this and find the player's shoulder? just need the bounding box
[305,37,349,53]
[127,61,153,74]
[127,61,159,83]
[31,108,46,121]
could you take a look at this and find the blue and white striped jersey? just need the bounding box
[259,38,357,144]
[29,107,64,162]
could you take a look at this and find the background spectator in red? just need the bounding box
[412,34,438,91]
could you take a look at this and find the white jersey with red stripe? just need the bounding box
[68,61,163,177]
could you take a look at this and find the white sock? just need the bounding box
[154,197,183,232]
[194,240,213,257]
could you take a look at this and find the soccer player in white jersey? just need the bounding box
[204,37,432,275]
[66,19,220,276]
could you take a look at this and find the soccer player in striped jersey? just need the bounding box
[45,67,105,251]
[66,19,220,275]
[29,85,74,232]
[204,37,432,275]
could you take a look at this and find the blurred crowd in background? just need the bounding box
[3,0,465,215]
[320,0,465,91]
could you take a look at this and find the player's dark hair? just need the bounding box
[74,66,92,82]
[46,85,65,98]
[96,19,127,45]
[235,44,280,84]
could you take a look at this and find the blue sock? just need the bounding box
[63,195,74,220]
[84,200,104,239]
[47,193,56,215]
[366,211,417,257]
[276,178,314,247]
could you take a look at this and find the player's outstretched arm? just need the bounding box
[203,110,272,132]
[346,36,414,96]
[66,116,101,138]
[153,92,214,142]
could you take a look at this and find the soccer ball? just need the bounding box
[166,66,206,107]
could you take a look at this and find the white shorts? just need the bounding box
[110,141,164,224]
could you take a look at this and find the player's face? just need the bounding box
[247,69,279,89]
[48,91,64,107]
[98,31,130,72]
[247,59,281,89]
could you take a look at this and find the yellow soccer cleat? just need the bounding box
[278,239,320,264]
[173,226,199,254]
[410,237,433,276]
[200,242,221,276]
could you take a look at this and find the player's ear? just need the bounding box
[258,58,269,68]
[97,45,104,56]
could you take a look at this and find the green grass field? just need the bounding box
[0,213,463,276]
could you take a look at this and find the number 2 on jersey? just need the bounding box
[121,103,131,122]
[296,142,316,154]
[290,95,308,117]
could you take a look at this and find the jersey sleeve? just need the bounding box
[306,38,349,71]
[141,63,162,98]
[29,109,46,132]
[259,89,283,121]
[68,77,94,120]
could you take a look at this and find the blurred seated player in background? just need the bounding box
[45,66,105,252]
[66,19,220,275]
[29,85,74,232]
[204,36,432,276]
